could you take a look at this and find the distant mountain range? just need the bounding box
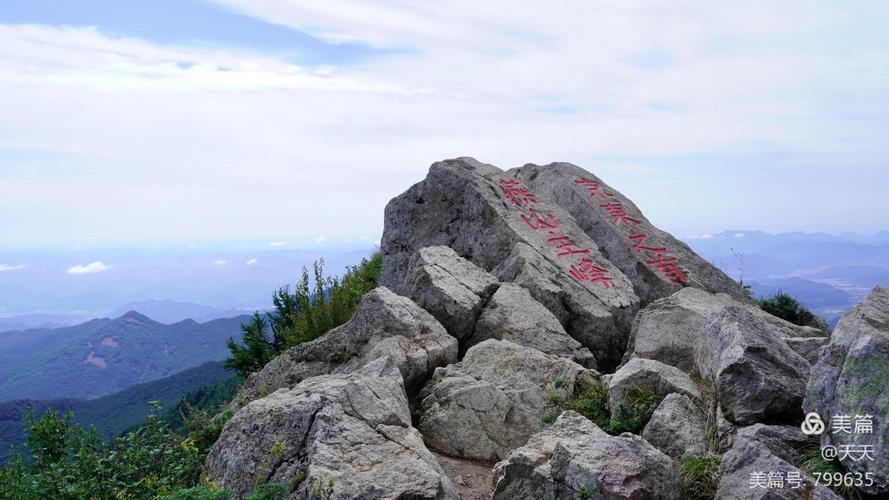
[684,230,889,326]
[0,361,233,463]
[107,300,251,325]
[0,312,249,401]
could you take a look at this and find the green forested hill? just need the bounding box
[0,312,249,401]
[0,360,235,462]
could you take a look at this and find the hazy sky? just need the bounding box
[1,1,888,249]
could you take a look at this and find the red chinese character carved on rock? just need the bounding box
[521,207,559,231]
[499,179,538,207]
[569,258,613,287]
[647,255,688,285]
[629,233,667,256]
[546,232,590,258]
[600,203,640,226]
[574,178,614,199]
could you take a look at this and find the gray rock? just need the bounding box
[417,339,596,461]
[380,157,640,371]
[625,287,824,373]
[491,411,679,499]
[239,287,457,401]
[716,436,841,500]
[513,162,750,305]
[642,393,709,458]
[470,283,597,368]
[697,306,811,425]
[204,357,459,499]
[784,336,830,365]
[405,245,499,342]
[804,285,889,495]
[608,357,700,419]
[735,424,813,465]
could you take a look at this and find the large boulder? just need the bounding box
[513,162,750,305]
[642,393,709,458]
[239,287,457,401]
[735,424,813,466]
[491,411,679,499]
[804,285,889,495]
[204,357,459,499]
[607,357,700,419]
[697,306,811,425]
[404,245,499,342]
[417,339,597,461]
[470,283,597,368]
[625,287,825,373]
[716,435,841,500]
[380,157,639,371]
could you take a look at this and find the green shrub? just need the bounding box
[166,484,232,500]
[798,441,863,500]
[677,454,720,499]
[547,381,661,435]
[758,293,819,327]
[226,253,382,378]
[246,482,289,500]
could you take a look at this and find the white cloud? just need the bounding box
[213,259,227,265]
[268,241,288,247]
[67,261,112,274]
[2,2,889,243]
[245,258,258,265]
[734,233,746,238]
[0,264,26,272]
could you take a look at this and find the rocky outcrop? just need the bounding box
[491,411,679,499]
[514,162,749,305]
[470,283,597,367]
[380,157,639,370]
[625,287,825,373]
[697,306,810,425]
[239,287,457,400]
[716,435,841,500]
[417,339,597,461]
[404,245,499,342]
[204,357,459,499]
[734,424,812,466]
[607,357,700,419]
[642,393,709,458]
[804,285,889,495]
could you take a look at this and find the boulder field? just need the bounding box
[204,158,883,499]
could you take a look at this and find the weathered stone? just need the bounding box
[625,287,824,373]
[735,424,813,465]
[405,245,499,342]
[697,306,811,425]
[642,393,709,458]
[804,285,889,495]
[205,357,459,499]
[380,157,640,371]
[417,339,596,461]
[608,357,700,419]
[513,162,750,305]
[470,283,597,368]
[784,336,830,365]
[716,436,841,500]
[239,287,457,401]
[491,411,679,499]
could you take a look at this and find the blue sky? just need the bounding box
[1,0,888,250]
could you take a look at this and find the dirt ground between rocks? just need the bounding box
[433,451,495,500]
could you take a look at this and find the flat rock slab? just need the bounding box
[204,357,459,499]
[417,339,596,461]
[804,285,889,495]
[380,157,640,371]
[491,411,679,499]
[513,162,750,305]
[405,245,499,342]
[238,287,457,401]
[697,306,810,425]
[470,283,597,368]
